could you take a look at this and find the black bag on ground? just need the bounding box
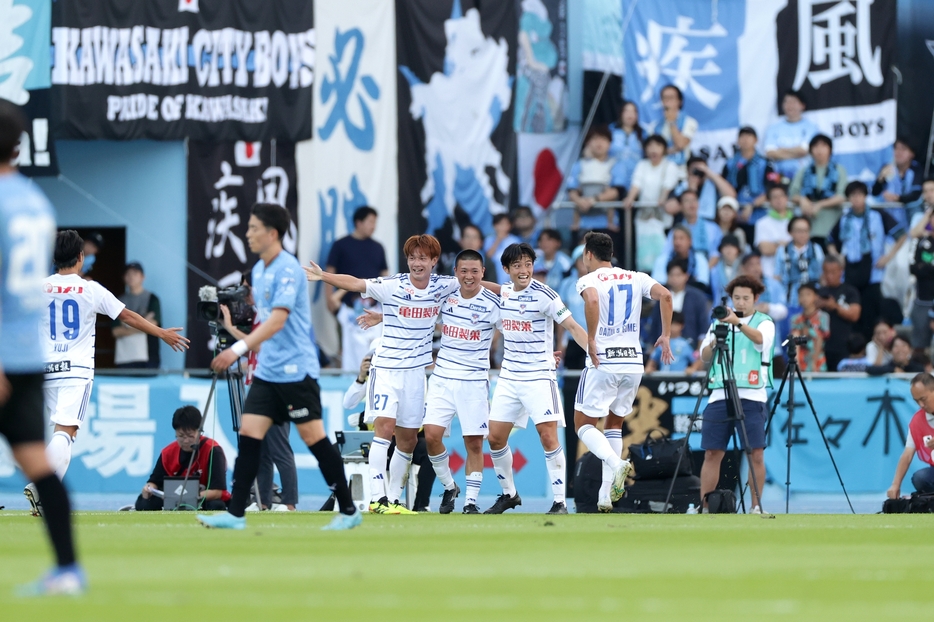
[704,489,736,514]
[573,452,604,513]
[909,492,934,513]
[627,429,693,480]
[882,497,910,513]
[615,476,701,514]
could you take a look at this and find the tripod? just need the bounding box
[665,322,764,514]
[764,337,854,514]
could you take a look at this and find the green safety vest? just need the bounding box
[708,312,773,390]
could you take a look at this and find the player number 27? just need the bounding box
[371,394,389,410]
[49,299,80,341]
[607,284,633,326]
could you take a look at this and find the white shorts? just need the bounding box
[574,367,642,419]
[44,381,93,428]
[364,367,426,429]
[423,376,490,437]
[489,377,564,430]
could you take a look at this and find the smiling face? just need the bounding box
[407,249,438,286]
[506,255,535,291]
[455,258,484,297]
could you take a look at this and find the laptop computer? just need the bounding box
[335,431,374,459]
[162,477,201,510]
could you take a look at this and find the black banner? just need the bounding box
[895,0,934,164]
[186,140,298,367]
[18,89,59,177]
[396,0,516,264]
[51,1,314,141]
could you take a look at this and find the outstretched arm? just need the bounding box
[304,260,367,293]
[116,308,189,351]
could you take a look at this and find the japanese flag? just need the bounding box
[178,0,199,13]
[234,141,262,167]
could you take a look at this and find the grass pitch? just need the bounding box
[1,511,933,621]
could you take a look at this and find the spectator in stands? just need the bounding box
[652,225,710,291]
[740,252,788,323]
[836,333,870,372]
[867,335,923,375]
[533,228,572,292]
[511,205,541,246]
[714,196,748,254]
[872,138,923,210]
[645,311,700,373]
[647,259,710,346]
[112,262,162,369]
[484,213,520,284]
[325,206,388,372]
[609,100,644,187]
[827,181,907,340]
[136,406,228,511]
[790,283,830,371]
[80,231,104,278]
[866,320,895,367]
[754,185,794,279]
[723,126,775,224]
[657,85,697,167]
[774,216,825,308]
[817,256,862,372]
[887,373,934,500]
[567,125,626,233]
[790,134,848,244]
[667,155,735,223]
[667,189,722,265]
[710,234,742,302]
[764,90,820,182]
[624,134,681,215]
[909,178,934,237]
[909,228,934,349]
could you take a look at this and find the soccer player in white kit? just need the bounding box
[574,232,673,512]
[307,235,498,513]
[25,231,190,516]
[485,243,590,515]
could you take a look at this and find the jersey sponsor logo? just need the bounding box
[516,295,535,302]
[442,324,481,341]
[399,305,440,319]
[599,323,638,336]
[502,319,533,332]
[556,306,570,318]
[597,272,632,282]
[467,304,488,312]
[543,409,553,416]
[288,407,310,419]
[44,360,71,374]
[606,347,638,359]
[447,297,460,306]
[748,370,760,385]
[44,284,85,295]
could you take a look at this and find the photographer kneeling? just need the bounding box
[887,373,934,500]
[136,406,229,511]
[698,276,774,513]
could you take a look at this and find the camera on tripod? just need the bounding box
[712,296,744,321]
[196,285,255,325]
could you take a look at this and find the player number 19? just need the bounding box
[49,299,81,341]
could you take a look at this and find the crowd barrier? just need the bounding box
[0,371,924,499]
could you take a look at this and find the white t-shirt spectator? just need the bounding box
[630,158,681,205]
[754,214,794,279]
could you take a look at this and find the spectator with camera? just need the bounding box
[817,256,861,373]
[722,126,774,224]
[790,283,830,372]
[887,373,934,499]
[774,216,825,308]
[137,406,229,511]
[667,155,735,223]
[698,275,774,513]
[789,134,848,244]
[567,125,627,233]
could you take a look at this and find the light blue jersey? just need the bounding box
[251,251,319,383]
[0,172,56,373]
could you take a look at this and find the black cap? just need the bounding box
[85,232,104,249]
[125,261,144,274]
[719,234,741,251]
[738,126,757,138]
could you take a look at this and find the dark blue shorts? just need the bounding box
[700,399,768,451]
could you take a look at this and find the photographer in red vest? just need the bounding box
[136,406,229,511]
[887,373,934,499]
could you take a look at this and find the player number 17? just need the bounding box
[607,284,633,326]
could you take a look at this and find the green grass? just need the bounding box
[1,511,933,620]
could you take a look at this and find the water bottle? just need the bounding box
[686,503,698,514]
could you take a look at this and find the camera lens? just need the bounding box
[712,305,729,320]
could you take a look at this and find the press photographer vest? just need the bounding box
[708,312,773,390]
[161,437,220,486]
[909,410,934,467]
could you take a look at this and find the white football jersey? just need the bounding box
[498,280,572,382]
[576,266,657,372]
[42,273,125,386]
[434,286,501,381]
[364,273,459,370]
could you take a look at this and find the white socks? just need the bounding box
[578,425,624,468]
[465,471,482,506]
[387,449,413,504]
[368,437,391,502]
[429,450,456,490]
[490,445,516,496]
[46,431,74,480]
[544,446,566,504]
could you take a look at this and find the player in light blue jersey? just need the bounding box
[198,203,359,531]
[0,100,84,595]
